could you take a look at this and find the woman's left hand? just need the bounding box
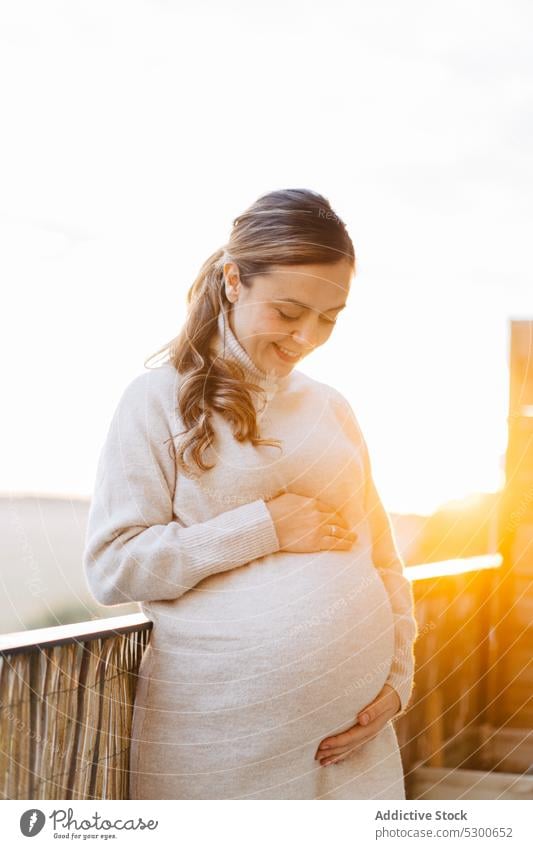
[314,684,401,766]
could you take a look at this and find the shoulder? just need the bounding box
[291,370,367,446]
[123,361,179,392]
[287,369,353,411]
[116,362,181,423]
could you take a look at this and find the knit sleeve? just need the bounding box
[360,432,419,715]
[82,368,281,607]
[329,389,418,715]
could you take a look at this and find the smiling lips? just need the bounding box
[273,342,301,361]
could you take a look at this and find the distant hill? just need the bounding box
[413,491,502,563]
[0,495,139,634]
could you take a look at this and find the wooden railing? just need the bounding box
[398,554,505,797]
[0,554,502,800]
[0,615,151,800]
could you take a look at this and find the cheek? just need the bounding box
[256,316,286,339]
[318,324,336,344]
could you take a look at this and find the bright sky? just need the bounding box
[1,0,531,515]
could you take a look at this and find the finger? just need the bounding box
[322,536,357,551]
[316,733,369,760]
[327,525,358,542]
[319,741,367,765]
[317,723,362,752]
[315,728,375,760]
[317,711,386,753]
[320,751,351,765]
[321,752,357,766]
[318,730,381,764]
[314,500,343,514]
[314,503,353,530]
[320,523,358,543]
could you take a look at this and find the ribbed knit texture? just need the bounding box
[83,306,418,799]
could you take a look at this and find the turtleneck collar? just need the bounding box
[211,308,292,399]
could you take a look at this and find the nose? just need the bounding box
[291,315,321,350]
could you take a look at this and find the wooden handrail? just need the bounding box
[405,552,503,581]
[0,612,152,656]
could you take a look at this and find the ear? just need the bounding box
[223,261,242,302]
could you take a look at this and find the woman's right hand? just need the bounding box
[265,492,358,553]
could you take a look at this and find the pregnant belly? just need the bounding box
[140,531,396,760]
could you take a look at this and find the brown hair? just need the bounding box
[145,188,356,476]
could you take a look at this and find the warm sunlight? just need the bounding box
[2,0,533,815]
[1,3,529,519]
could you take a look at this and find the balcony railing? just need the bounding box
[0,554,503,800]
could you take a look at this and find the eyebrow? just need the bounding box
[273,298,347,313]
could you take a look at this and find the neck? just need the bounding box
[212,307,292,396]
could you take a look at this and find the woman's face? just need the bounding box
[224,258,354,375]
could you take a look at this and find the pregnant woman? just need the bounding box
[83,188,418,800]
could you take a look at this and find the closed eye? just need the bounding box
[276,309,337,325]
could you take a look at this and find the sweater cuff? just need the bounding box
[233,497,281,558]
[182,498,281,586]
[385,671,414,716]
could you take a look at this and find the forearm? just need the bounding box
[84,497,280,607]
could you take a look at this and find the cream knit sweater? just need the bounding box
[83,308,418,799]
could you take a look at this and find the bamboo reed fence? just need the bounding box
[0,614,151,800]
